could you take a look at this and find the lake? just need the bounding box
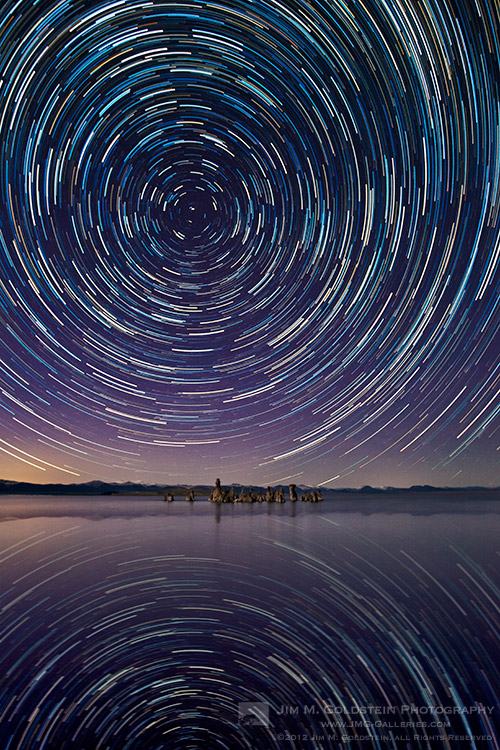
[0,493,499,749]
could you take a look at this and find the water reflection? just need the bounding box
[0,496,499,748]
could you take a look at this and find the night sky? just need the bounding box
[0,0,499,488]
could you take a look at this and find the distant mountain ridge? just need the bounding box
[0,479,199,495]
[0,479,497,496]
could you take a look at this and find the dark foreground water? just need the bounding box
[0,493,499,749]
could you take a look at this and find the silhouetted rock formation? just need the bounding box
[207,479,324,504]
[187,489,196,502]
[165,491,175,502]
[209,478,230,503]
[235,488,252,503]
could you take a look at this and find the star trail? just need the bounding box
[1,505,500,748]
[0,0,499,486]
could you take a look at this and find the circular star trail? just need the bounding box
[1,508,500,748]
[0,0,499,482]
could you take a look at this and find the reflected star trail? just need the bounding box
[0,0,499,486]
[0,505,500,748]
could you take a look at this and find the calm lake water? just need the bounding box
[0,493,499,749]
